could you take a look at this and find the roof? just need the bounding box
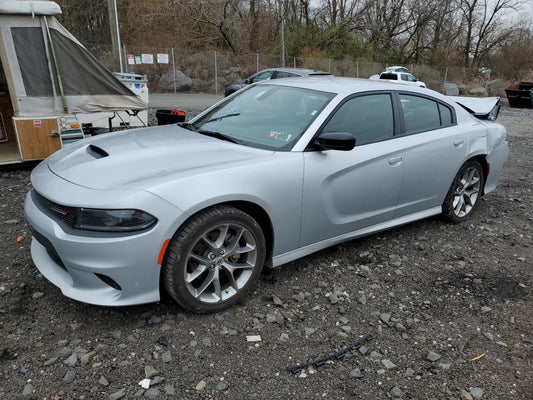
[0,1,61,16]
[259,67,331,76]
[259,76,431,96]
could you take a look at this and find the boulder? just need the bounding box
[157,70,192,92]
[443,83,459,96]
[469,87,488,97]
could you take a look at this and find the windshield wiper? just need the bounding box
[200,113,240,124]
[198,129,241,144]
[177,122,197,131]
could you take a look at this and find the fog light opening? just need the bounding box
[95,273,122,291]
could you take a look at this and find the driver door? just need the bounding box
[300,93,405,246]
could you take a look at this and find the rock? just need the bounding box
[376,369,386,375]
[278,333,289,343]
[329,293,339,304]
[405,368,415,377]
[358,346,368,355]
[381,359,397,369]
[202,337,212,347]
[358,295,367,305]
[43,356,58,366]
[470,387,483,398]
[482,332,494,341]
[63,370,76,383]
[266,313,284,324]
[391,386,404,398]
[164,385,175,395]
[157,70,192,92]
[304,327,317,336]
[380,313,391,324]
[469,87,488,97]
[32,292,44,299]
[109,390,125,400]
[427,351,441,362]
[216,382,228,391]
[151,376,165,386]
[349,367,363,378]
[460,389,473,400]
[195,380,207,391]
[272,295,283,306]
[145,388,159,399]
[369,351,382,360]
[162,350,172,363]
[22,383,33,396]
[80,351,95,366]
[145,366,159,379]
[480,306,492,313]
[98,375,109,386]
[396,323,407,332]
[443,83,459,96]
[438,362,451,370]
[64,352,77,366]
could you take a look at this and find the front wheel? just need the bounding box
[442,159,484,223]
[163,206,266,313]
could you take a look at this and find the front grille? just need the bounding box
[33,191,76,227]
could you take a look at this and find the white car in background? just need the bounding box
[370,67,426,88]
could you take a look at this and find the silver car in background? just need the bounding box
[24,77,509,313]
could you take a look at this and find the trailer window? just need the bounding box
[12,27,54,97]
[50,29,133,96]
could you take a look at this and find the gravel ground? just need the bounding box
[0,106,532,400]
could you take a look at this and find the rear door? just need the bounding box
[393,94,468,217]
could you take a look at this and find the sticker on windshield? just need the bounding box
[268,131,292,142]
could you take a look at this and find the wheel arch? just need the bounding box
[223,200,274,268]
[160,200,275,277]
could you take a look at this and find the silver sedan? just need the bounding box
[24,77,509,313]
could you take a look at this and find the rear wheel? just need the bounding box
[442,159,484,223]
[163,206,265,313]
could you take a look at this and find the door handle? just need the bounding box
[453,139,465,147]
[388,156,403,166]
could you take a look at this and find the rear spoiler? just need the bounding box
[449,96,500,121]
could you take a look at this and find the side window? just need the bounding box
[251,71,273,83]
[400,94,440,134]
[401,74,409,81]
[275,71,299,79]
[439,103,452,126]
[322,94,394,146]
[406,74,417,82]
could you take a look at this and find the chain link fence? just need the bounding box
[86,43,533,98]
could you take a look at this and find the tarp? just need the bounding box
[0,2,146,117]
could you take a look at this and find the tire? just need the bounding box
[442,159,484,223]
[163,206,266,313]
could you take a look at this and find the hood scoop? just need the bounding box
[86,144,109,159]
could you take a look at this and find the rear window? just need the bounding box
[400,94,440,134]
[380,73,398,80]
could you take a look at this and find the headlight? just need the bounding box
[73,208,157,232]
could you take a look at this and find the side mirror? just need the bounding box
[314,132,355,151]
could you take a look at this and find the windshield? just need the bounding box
[192,85,335,151]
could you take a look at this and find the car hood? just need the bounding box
[46,125,273,190]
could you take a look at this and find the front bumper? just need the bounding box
[24,185,187,306]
